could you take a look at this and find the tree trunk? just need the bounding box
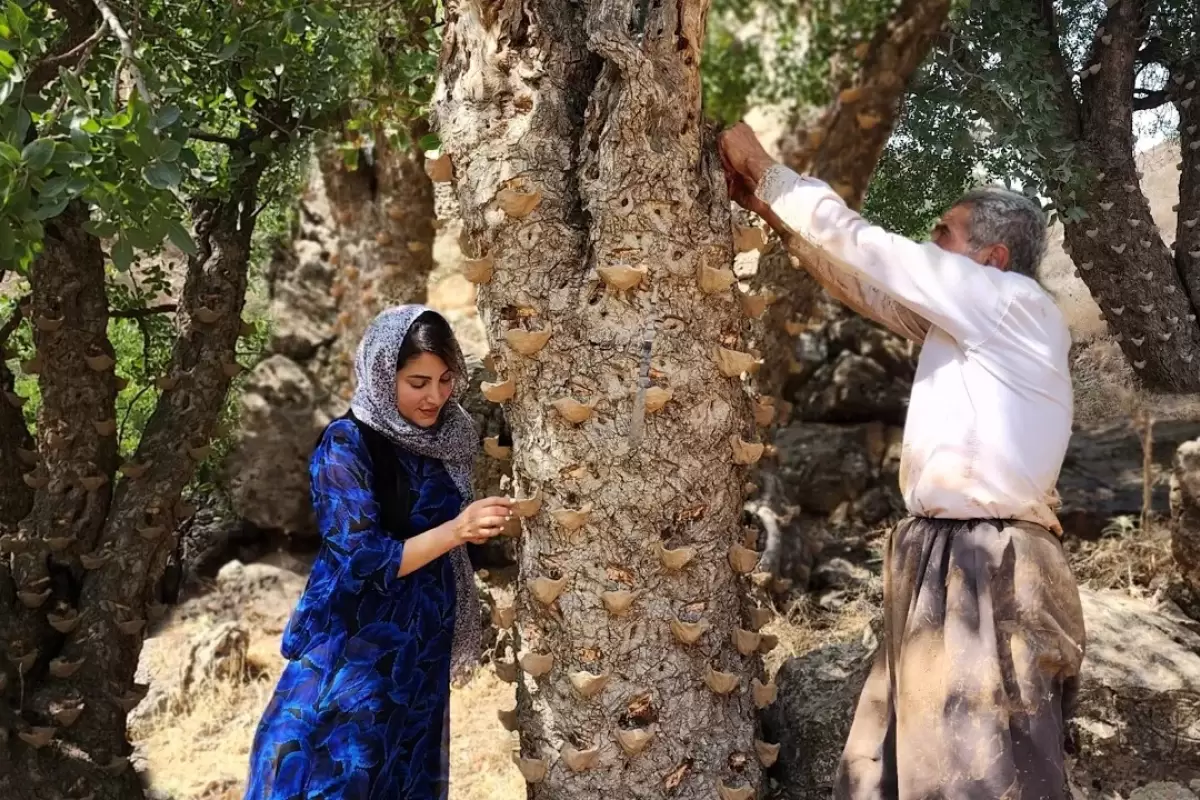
[435,0,773,796]
[0,166,263,798]
[1054,2,1200,392]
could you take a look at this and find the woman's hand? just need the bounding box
[453,496,514,545]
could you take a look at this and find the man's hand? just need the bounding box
[718,122,776,195]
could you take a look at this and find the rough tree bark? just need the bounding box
[0,162,264,798]
[435,0,775,796]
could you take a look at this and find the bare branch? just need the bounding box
[1133,88,1171,111]
[38,22,108,68]
[91,0,152,104]
[110,304,177,318]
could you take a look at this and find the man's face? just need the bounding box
[930,204,1010,270]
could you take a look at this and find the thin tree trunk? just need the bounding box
[1055,2,1200,391]
[436,0,772,796]
[0,163,263,798]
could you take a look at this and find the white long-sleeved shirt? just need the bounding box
[757,165,1073,533]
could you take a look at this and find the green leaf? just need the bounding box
[159,139,182,162]
[83,220,119,238]
[21,138,54,171]
[125,225,160,250]
[32,196,69,220]
[155,104,182,129]
[110,238,134,272]
[215,34,240,62]
[418,133,441,151]
[39,175,69,197]
[165,218,197,255]
[69,124,91,152]
[142,161,182,190]
[5,1,29,41]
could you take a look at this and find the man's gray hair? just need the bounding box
[955,186,1048,279]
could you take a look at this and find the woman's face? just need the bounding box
[395,352,454,428]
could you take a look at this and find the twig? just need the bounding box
[91,0,152,104]
[189,130,246,147]
[40,22,109,68]
[110,304,177,319]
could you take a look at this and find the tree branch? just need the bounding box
[1133,88,1171,111]
[39,22,108,68]
[189,129,248,147]
[779,0,954,208]
[91,0,152,104]
[110,304,177,318]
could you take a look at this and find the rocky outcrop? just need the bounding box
[1172,439,1200,607]
[761,588,1200,799]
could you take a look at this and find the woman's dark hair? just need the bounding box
[396,311,457,371]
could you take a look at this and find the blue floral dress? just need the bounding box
[244,418,462,800]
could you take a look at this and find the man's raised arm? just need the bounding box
[751,163,1010,349]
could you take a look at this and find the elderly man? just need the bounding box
[718,122,1086,800]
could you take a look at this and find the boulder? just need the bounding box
[224,355,337,536]
[791,351,911,425]
[762,588,1200,799]
[1071,589,1200,795]
[773,423,880,514]
[1056,422,1200,540]
[1171,438,1200,601]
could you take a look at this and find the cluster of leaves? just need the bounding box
[703,0,908,126]
[0,0,439,473]
[867,0,1196,227]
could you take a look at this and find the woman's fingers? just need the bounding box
[476,514,509,530]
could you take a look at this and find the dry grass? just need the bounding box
[1065,515,1176,595]
[130,614,525,800]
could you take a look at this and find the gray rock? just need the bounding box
[764,588,1200,799]
[792,351,910,425]
[1171,437,1200,601]
[1071,589,1200,795]
[774,424,876,514]
[1126,783,1199,800]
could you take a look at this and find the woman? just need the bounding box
[244,305,513,800]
